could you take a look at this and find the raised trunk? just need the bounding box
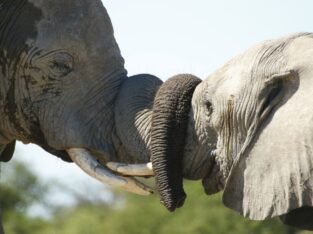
[150,74,201,211]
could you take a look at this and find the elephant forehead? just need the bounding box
[29,0,104,21]
[28,0,114,51]
[25,0,124,75]
[204,67,250,102]
[286,35,313,71]
[204,45,265,101]
[0,1,43,61]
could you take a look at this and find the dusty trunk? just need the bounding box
[150,74,201,211]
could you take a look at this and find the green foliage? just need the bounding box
[3,212,48,234]
[0,162,309,234]
[0,162,50,234]
[0,162,47,212]
[45,181,291,234]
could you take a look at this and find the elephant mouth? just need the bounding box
[150,74,201,212]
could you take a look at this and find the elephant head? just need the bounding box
[0,0,208,201]
[187,32,313,230]
[116,32,313,230]
[0,0,169,195]
[0,0,125,153]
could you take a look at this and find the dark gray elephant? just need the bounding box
[0,0,210,202]
[0,0,206,222]
[0,0,165,232]
[0,0,164,195]
[112,33,313,230]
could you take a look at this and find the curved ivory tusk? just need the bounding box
[106,162,154,176]
[66,148,153,196]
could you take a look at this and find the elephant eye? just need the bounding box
[206,101,213,115]
[50,61,71,74]
[49,52,73,77]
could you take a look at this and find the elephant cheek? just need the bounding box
[151,74,201,212]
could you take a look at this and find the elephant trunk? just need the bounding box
[151,74,201,212]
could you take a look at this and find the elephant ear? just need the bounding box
[0,141,16,162]
[223,69,313,221]
[115,74,162,163]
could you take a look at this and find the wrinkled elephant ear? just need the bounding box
[223,69,313,224]
[0,141,16,162]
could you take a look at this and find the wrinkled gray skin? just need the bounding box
[0,1,167,168]
[0,0,128,159]
[188,33,313,230]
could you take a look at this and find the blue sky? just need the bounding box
[4,0,313,210]
[104,0,313,78]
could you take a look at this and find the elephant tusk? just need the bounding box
[106,162,154,176]
[66,148,153,196]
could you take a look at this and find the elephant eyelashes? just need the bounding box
[46,52,74,77]
[206,102,213,115]
[49,61,72,77]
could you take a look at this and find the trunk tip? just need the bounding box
[161,192,187,212]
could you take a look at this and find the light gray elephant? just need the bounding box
[114,33,313,230]
[191,32,313,230]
